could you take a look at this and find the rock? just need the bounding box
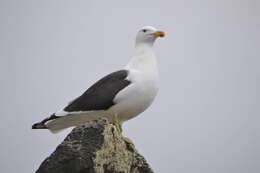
[36,119,154,173]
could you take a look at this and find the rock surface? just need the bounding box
[36,119,154,173]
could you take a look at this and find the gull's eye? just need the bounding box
[142,29,147,33]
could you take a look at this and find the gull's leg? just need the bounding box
[112,115,122,133]
[111,115,134,146]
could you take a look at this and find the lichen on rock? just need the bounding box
[36,118,154,173]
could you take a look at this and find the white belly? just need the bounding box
[109,70,159,122]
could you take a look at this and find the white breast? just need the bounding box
[109,52,159,123]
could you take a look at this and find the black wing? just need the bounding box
[64,70,131,112]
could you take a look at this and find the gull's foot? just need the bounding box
[122,136,134,145]
[122,136,135,151]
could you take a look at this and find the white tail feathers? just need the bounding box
[45,111,111,133]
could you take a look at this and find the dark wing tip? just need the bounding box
[32,122,47,129]
[32,114,59,129]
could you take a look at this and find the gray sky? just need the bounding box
[0,0,259,172]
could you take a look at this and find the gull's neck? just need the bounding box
[125,42,158,73]
[134,42,154,55]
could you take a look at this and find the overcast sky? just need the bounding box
[0,0,259,172]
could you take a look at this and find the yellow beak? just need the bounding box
[153,30,165,37]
